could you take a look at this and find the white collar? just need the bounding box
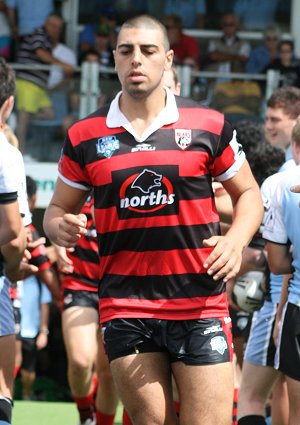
[106,87,179,142]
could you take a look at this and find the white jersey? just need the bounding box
[0,132,31,225]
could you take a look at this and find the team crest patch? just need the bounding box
[175,129,192,150]
[210,336,228,355]
[96,135,120,158]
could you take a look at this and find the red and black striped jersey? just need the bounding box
[29,224,51,271]
[61,197,100,292]
[58,91,245,323]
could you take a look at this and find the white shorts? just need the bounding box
[244,300,277,366]
[0,276,15,336]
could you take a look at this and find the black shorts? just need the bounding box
[230,306,252,339]
[277,302,300,381]
[21,337,37,372]
[102,317,233,365]
[13,306,21,340]
[62,288,99,312]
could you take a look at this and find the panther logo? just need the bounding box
[131,169,162,194]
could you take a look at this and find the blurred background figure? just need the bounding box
[246,24,281,74]
[233,0,280,31]
[264,39,300,88]
[163,0,206,29]
[205,13,251,74]
[14,13,74,157]
[0,0,12,60]
[6,0,54,59]
[163,14,200,67]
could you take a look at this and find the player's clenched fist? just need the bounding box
[58,213,87,247]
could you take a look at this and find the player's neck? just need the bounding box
[120,88,167,136]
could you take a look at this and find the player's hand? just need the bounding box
[203,235,242,282]
[57,213,87,248]
[56,245,74,274]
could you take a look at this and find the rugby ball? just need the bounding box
[233,271,265,313]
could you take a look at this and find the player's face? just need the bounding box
[265,107,298,150]
[113,26,173,99]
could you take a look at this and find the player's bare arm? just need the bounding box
[266,241,293,275]
[43,178,89,248]
[203,160,263,282]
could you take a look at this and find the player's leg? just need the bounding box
[110,351,178,425]
[0,277,16,425]
[62,303,98,424]
[20,337,38,400]
[270,374,289,425]
[238,361,279,419]
[238,300,280,424]
[285,376,300,425]
[172,361,233,425]
[94,328,119,425]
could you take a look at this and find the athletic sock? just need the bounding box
[232,388,239,425]
[238,415,267,425]
[122,408,133,425]
[174,401,180,416]
[0,396,13,424]
[95,410,115,425]
[13,365,20,379]
[73,390,95,423]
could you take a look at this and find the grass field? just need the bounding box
[13,401,123,425]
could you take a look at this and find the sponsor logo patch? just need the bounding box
[96,135,120,158]
[119,168,175,213]
[131,143,156,152]
[175,129,192,150]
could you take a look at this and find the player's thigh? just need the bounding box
[62,306,99,364]
[0,334,15,396]
[286,376,300,425]
[110,352,178,425]
[96,327,111,375]
[172,361,233,425]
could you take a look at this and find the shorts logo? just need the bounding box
[96,135,120,158]
[210,336,227,355]
[175,129,191,150]
[64,293,73,305]
[120,168,175,213]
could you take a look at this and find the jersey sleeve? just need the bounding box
[262,174,288,244]
[210,120,245,182]
[58,132,92,191]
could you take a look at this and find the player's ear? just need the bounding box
[165,49,174,71]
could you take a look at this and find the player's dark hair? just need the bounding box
[0,58,16,108]
[26,175,37,200]
[119,14,170,51]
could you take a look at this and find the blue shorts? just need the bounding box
[244,300,277,366]
[0,276,15,336]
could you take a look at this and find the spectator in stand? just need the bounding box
[245,25,281,75]
[233,0,280,31]
[47,20,77,91]
[0,0,12,60]
[205,13,251,74]
[163,15,200,67]
[164,0,206,29]
[14,13,75,156]
[6,0,54,58]
[211,61,263,124]
[78,6,118,64]
[264,40,300,89]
